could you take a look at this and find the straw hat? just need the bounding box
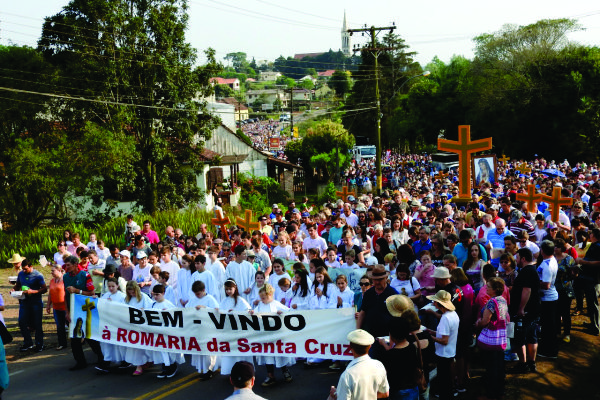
[386,295,414,317]
[431,267,451,279]
[426,290,455,311]
[7,254,25,264]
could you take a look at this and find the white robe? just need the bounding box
[124,294,153,365]
[225,261,256,301]
[190,270,219,301]
[206,259,227,302]
[100,291,126,362]
[218,296,253,375]
[186,295,220,373]
[176,268,193,306]
[148,299,185,366]
[253,301,295,368]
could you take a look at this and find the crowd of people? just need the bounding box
[8,153,600,400]
[240,119,293,161]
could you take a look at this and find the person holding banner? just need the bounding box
[124,281,153,376]
[63,255,109,373]
[187,281,219,380]
[219,279,254,376]
[250,284,294,386]
[99,278,126,366]
[149,284,185,379]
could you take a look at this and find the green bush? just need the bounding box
[318,182,338,205]
[0,207,244,266]
[237,173,289,215]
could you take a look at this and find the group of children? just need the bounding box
[49,236,359,387]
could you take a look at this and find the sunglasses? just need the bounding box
[359,282,371,287]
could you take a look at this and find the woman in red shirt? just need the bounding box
[46,265,67,350]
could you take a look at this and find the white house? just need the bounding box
[259,71,282,81]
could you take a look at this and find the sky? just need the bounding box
[2,0,600,68]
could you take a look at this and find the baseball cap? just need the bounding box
[230,361,254,387]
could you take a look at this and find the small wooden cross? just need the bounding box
[236,209,260,232]
[336,186,356,202]
[438,125,492,201]
[499,154,510,165]
[540,187,571,223]
[211,209,231,241]
[436,170,449,180]
[516,162,532,174]
[516,184,541,212]
[81,297,96,339]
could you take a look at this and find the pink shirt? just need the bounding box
[415,263,436,296]
[144,230,160,244]
[474,285,510,317]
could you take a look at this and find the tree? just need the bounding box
[215,84,235,98]
[328,70,351,97]
[299,79,314,90]
[38,0,221,215]
[284,120,354,180]
[342,32,420,149]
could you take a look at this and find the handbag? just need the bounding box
[477,298,508,351]
[0,322,12,345]
[411,333,428,392]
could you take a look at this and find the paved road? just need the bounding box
[8,348,342,400]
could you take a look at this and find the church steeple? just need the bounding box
[341,10,351,57]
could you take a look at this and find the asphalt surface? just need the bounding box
[8,348,342,400]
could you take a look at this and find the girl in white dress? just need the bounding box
[124,281,153,376]
[218,278,253,376]
[186,281,219,380]
[333,275,355,309]
[176,255,195,307]
[267,259,289,302]
[307,267,337,365]
[271,232,293,260]
[288,269,311,310]
[99,278,126,364]
[149,284,185,378]
[324,248,341,269]
[251,284,294,386]
[248,271,266,308]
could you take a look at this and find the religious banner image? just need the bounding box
[70,294,356,360]
[472,155,497,186]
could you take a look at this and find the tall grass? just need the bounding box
[0,206,247,266]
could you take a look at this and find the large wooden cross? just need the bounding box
[516,184,541,212]
[211,209,231,241]
[540,187,571,223]
[81,297,96,339]
[438,125,492,201]
[336,186,356,202]
[236,209,260,232]
[499,154,510,165]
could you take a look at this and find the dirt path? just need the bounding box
[2,266,598,399]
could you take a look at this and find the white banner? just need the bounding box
[70,294,355,360]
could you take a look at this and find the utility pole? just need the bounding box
[284,87,296,138]
[348,24,396,195]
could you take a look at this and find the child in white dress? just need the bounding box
[248,271,266,308]
[186,281,219,380]
[124,281,154,376]
[149,284,185,379]
[251,284,294,386]
[218,279,253,376]
[99,278,126,364]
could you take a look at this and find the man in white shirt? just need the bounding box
[340,203,359,228]
[302,224,328,258]
[327,329,389,400]
[536,240,559,359]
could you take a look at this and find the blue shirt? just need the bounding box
[452,242,488,268]
[16,269,45,302]
[412,238,432,256]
